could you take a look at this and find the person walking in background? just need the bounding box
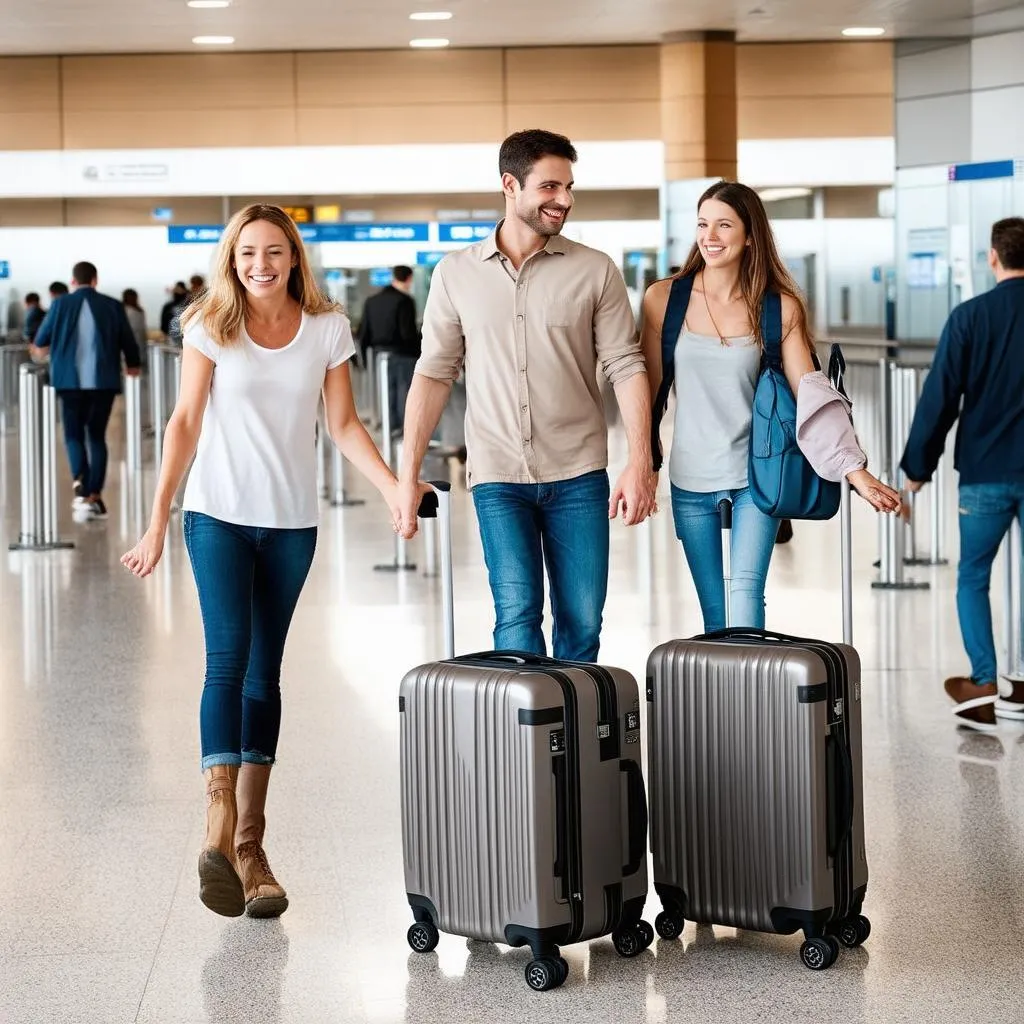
[120,204,427,920]
[21,292,46,342]
[161,281,190,346]
[397,129,656,662]
[357,265,421,432]
[122,288,148,357]
[30,261,141,520]
[902,217,1024,731]
[48,280,68,301]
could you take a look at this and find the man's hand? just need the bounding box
[610,461,657,526]
[125,367,141,378]
[905,478,924,494]
[395,477,426,540]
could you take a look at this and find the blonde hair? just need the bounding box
[181,203,340,346]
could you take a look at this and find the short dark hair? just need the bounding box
[392,265,413,283]
[992,217,1024,271]
[49,281,68,296]
[122,288,139,307]
[190,274,205,289]
[499,129,577,186]
[72,261,97,286]
[25,292,40,304]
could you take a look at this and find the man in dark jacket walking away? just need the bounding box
[31,261,142,520]
[358,265,421,432]
[902,217,1024,731]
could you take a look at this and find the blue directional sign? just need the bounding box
[168,225,223,244]
[438,222,495,243]
[0,260,9,279]
[948,159,1018,182]
[169,223,431,244]
[416,251,448,266]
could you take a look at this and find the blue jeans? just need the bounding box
[183,512,317,771]
[671,485,779,631]
[59,389,116,496]
[472,470,610,662]
[957,483,1024,685]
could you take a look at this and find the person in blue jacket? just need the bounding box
[31,261,142,520]
[902,217,1024,731]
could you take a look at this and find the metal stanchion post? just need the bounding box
[902,369,920,564]
[329,444,365,508]
[124,374,142,473]
[9,365,73,552]
[873,361,927,591]
[928,458,949,566]
[151,344,166,469]
[1006,519,1023,676]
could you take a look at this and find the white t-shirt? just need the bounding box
[182,310,355,529]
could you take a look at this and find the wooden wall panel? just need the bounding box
[64,197,223,227]
[505,47,660,102]
[505,101,660,141]
[0,199,64,227]
[63,109,297,149]
[0,58,62,149]
[297,103,504,146]
[296,50,504,106]
[740,96,893,139]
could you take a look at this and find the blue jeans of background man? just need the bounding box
[183,511,317,771]
[671,485,779,631]
[472,470,610,662]
[59,389,116,496]
[957,483,1024,685]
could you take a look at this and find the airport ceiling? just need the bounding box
[1,0,1023,55]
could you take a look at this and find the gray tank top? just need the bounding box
[668,327,762,493]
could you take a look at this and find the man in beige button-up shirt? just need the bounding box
[398,129,655,662]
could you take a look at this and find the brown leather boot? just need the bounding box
[235,763,288,918]
[198,765,245,917]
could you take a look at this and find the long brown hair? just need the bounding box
[676,181,814,354]
[182,203,340,346]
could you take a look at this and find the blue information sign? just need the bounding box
[948,159,1017,182]
[168,225,223,244]
[369,268,393,287]
[416,251,448,266]
[438,222,495,243]
[0,260,9,279]
[169,223,431,244]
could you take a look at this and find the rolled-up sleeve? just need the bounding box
[796,371,867,482]
[414,259,464,386]
[594,258,646,386]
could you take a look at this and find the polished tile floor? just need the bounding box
[1,363,1022,1023]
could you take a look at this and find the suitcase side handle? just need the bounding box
[827,732,856,861]
[620,759,648,877]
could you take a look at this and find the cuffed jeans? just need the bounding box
[184,511,317,771]
[472,470,610,662]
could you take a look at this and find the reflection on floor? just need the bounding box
[1,363,1022,1023]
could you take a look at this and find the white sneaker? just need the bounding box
[996,676,1024,720]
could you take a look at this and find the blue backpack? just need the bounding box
[650,274,843,521]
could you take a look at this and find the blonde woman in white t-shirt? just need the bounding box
[121,204,425,920]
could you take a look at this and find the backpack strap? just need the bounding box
[760,291,783,372]
[651,274,694,471]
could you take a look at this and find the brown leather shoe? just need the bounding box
[198,765,245,917]
[236,840,289,918]
[944,677,998,731]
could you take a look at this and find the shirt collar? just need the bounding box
[479,219,570,261]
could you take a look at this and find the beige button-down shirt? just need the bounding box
[414,226,646,487]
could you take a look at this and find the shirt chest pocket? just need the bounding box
[542,299,586,328]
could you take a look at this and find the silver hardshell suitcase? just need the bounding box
[647,483,870,970]
[400,484,651,992]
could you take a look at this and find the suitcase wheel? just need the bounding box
[525,956,565,992]
[612,925,648,959]
[800,936,840,971]
[655,911,685,942]
[637,921,655,950]
[837,915,871,949]
[407,921,440,954]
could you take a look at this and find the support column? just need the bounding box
[660,32,738,272]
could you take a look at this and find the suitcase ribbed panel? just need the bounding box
[650,642,823,933]
[401,663,557,943]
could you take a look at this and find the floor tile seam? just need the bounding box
[132,816,196,1024]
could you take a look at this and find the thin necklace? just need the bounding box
[701,271,729,347]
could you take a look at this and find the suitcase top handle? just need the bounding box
[416,480,451,519]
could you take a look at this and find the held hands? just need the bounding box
[610,461,658,526]
[391,478,435,539]
[120,524,166,578]
[847,468,902,514]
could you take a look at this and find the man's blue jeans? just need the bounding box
[671,485,779,631]
[957,483,1024,684]
[471,470,610,662]
[183,512,317,771]
[59,389,116,496]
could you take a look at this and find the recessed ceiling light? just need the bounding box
[842,26,885,37]
[409,38,450,48]
[193,35,235,44]
[410,11,453,20]
[188,1,231,8]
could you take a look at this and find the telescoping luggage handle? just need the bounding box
[717,477,854,645]
[417,482,455,659]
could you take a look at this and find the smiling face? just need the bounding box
[696,198,750,270]
[233,219,296,300]
[504,155,575,237]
